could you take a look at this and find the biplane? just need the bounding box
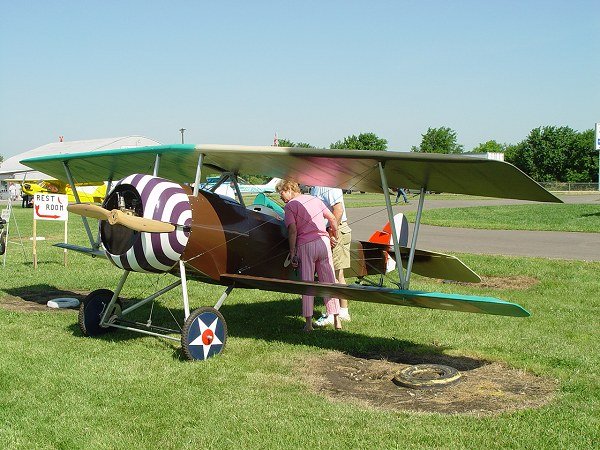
[21,145,561,361]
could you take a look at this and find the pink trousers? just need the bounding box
[298,236,340,318]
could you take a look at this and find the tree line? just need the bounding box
[279,126,598,183]
[2,126,596,183]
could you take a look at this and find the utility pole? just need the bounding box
[180,128,186,144]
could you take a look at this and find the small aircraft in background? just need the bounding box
[237,177,280,193]
[20,179,106,206]
[201,175,280,194]
[21,144,561,361]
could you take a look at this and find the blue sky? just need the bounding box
[1,0,598,158]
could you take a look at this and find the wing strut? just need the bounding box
[192,153,204,196]
[406,187,426,286]
[63,161,95,248]
[209,172,246,207]
[153,153,161,176]
[378,162,406,289]
[94,177,113,248]
[230,175,245,207]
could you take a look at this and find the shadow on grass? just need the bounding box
[5,284,485,369]
[581,211,600,218]
[3,284,87,305]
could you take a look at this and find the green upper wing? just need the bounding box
[21,144,561,202]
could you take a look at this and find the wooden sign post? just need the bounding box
[33,193,69,269]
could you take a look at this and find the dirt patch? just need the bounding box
[442,275,539,290]
[300,351,557,415]
[0,289,86,312]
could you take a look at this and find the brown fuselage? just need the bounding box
[181,190,293,282]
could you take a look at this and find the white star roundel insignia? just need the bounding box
[188,314,224,360]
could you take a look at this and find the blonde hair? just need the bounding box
[275,179,301,194]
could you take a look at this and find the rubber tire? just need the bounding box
[392,364,461,389]
[78,289,122,337]
[181,307,227,361]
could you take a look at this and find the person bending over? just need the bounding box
[276,180,342,332]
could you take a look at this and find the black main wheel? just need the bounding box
[78,289,122,336]
[181,307,227,361]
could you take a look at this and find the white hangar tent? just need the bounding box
[0,136,162,181]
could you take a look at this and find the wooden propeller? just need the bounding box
[68,204,176,233]
[67,203,111,220]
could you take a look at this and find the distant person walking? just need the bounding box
[276,180,342,332]
[395,187,409,204]
[8,183,18,202]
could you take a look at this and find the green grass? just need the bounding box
[405,204,600,232]
[0,207,599,449]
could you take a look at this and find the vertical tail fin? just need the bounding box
[368,213,408,246]
[368,213,409,272]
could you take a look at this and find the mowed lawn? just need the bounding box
[0,206,598,449]
[406,203,600,232]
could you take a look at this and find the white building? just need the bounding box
[0,135,161,182]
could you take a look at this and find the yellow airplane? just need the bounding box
[21,180,106,205]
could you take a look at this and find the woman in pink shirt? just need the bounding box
[276,180,341,332]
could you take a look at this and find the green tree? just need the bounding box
[330,132,388,150]
[294,142,315,148]
[505,126,597,182]
[277,138,295,147]
[0,154,4,163]
[276,138,314,148]
[411,127,463,154]
[471,140,506,154]
[568,129,597,182]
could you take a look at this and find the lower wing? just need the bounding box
[221,273,530,317]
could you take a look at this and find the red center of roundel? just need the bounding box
[202,329,214,345]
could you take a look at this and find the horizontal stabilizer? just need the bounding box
[399,247,481,283]
[222,273,530,317]
[54,243,106,258]
[348,241,481,283]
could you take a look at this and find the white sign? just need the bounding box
[595,122,600,151]
[33,193,69,221]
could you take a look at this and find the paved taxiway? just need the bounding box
[348,194,600,261]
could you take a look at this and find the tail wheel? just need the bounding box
[181,307,227,361]
[79,289,122,336]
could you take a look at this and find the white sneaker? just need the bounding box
[314,314,334,327]
[314,312,351,327]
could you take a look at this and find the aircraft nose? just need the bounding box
[100,174,192,273]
